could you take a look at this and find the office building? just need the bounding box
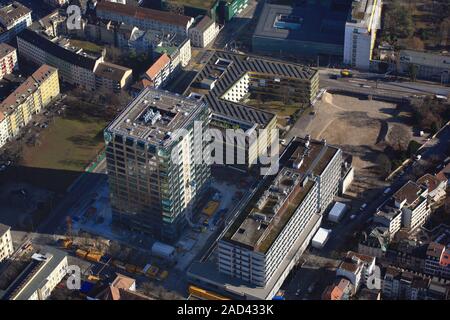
[0,43,18,80]
[186,51,319,169]
[343,0,382,69]
[0,64,59,149]
[189,15,220,48]
[189,137,344,300]
[0,2,32,43]
[104,87,211,242]
[0,223,13,263]
[95,1,193,36]
[0,247,68,300]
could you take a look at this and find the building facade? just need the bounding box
[0,64,60,149]
[0,223,13,263]
[104,88,211,242]
[95,1,193,36]
[424,242,450,280]
[343,0,382,70]
[0,1,32,43]
[0,43,18,80]
[189,15,220,48]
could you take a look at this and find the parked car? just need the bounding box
[383,188,391,195]
[359,203,367,211]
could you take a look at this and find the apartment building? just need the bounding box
[17,29,132,92]
[0,1,32,43]
[383,266,450,300]
[95,1,193,36]
[0,43,18,80]
[417,174,447,202]
[424,242,450,280]
[94,61,133,93]
[322,278,354,300]
[0,223,14,263]
[104,88,211,242]
[373,203,402,240]
[343,0,382,70]
[186,51,319,169]
[189,137,344,300]
[398,50,450,84]
[0,64,59,149]
[142,53,171,89]
[358,225,389,258]
[43,0,68,7]
[393,181,431,231]
[189,15,220,48]
[0,247,68,300]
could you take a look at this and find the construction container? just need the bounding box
[76,249,88,259]
[85,252,102,263]
[151,242,176,262]
[146,266,159,279]
[202,201,220,217]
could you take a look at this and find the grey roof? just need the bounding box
[18,28,99,71]
[253,3,348,46]
[2,246,67,300]
[0,223,10,236]
[400,50,450,70]
[186,50,317,128]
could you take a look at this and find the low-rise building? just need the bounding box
[322,277,353,300]
[94,274,153,300]
[0,64,60,149]
[425,242,450,280]
[417,174,447,203]
[373,203,402,239]
[0,223,13,263]
[189,15,220,48]
[43,0,68,7]
[336,251,376,292]
[0,43,18,80]
[382,266,450,300]
[397,50,450,84]
[0,247,68,300]
[358,225,389,258]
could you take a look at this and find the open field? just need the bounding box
[20,116,106,173]
[287,93,420,197]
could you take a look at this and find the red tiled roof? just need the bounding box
[145,54,170,80]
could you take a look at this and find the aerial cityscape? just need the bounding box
[0,0,449,306]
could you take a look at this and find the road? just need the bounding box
[320,69,450,98]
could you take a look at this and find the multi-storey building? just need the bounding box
[0,223,14,263]
[382,266,450,300]
[0,43,18,80]
[424,242,450,280]
[189,137,345,300]
[142,53,172,89]
[189,15,220,48]
[0,64,59,149]
[373,203,402,240]
[336,251,376,292]
[0,1,32,43]
[186,51,319,169]
[17,29,132,92]
[393,181,431,231]
[0,247,68,300]
[95,1,194,36]
[43,0,68,7]
[104,87,211,242]
[343,0,382,69]
[416,174,448,203]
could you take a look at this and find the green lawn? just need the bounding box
[21,116,107,173]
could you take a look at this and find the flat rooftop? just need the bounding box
[393,181,427,209]
[253,1,351,46]
[107,87,206,147]
[0,1,31,27]
[185,50,317,128]
[222,137,338,253]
